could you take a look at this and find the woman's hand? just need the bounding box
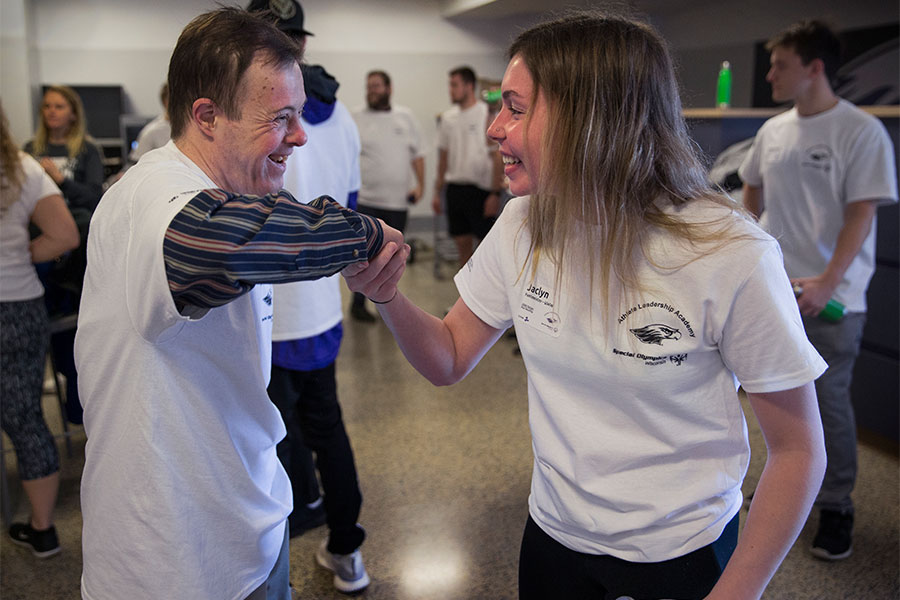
[39,157,65,185]
[342,241,409,304]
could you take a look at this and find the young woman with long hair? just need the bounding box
[344,12,827,600]
[1,102,79,558]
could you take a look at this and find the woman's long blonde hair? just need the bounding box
[1,101,24,213]
[511,12,749,309]
[30,85,90,158]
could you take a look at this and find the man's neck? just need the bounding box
[174,135,223,190]
[458,94,477,110]
[794,81,839,117]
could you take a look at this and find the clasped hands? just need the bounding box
[342,222,409,304]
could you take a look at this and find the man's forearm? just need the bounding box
[742,183,764,219]
[164,189,381,309]
[820,200,877,288]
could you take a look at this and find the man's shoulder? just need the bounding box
[118,144,207,192]
[834,99,885,131]
[758,107,795,132]
[441,105,462,120]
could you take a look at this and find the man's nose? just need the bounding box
[287,119,308,147]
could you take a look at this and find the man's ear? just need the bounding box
[808,58,826,79]
[191,98,219,138]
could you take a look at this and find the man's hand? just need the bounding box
[378,220,404,253]
[431,191,442,215]
[342,241,409,303]
[792,275,838,316]
[409,184,423,204]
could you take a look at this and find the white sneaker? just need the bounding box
[316,538,370,593]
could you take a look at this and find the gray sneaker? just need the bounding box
[316,538,370,593]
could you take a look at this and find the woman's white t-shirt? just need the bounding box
[455,196,826,562]
[0,152,61,301]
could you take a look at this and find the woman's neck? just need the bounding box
[48,128,70,145]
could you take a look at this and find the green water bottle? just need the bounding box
[793,284,846,322]
[482,89,501,103]
[716,61,732,109]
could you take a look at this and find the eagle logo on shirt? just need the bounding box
[802,144,833,172]
[630,324,681,345]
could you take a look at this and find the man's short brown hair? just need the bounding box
[766,20,842,83]
[168,7,303,138]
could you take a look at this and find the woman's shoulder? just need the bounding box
[657,195,777,258]
[81,138,103,156]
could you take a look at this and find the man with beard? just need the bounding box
[349,70,425,322]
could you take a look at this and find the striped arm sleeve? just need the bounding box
[163,188,384,309]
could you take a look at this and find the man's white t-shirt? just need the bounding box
[74,141,291,600]
[353,105,424,211]
[455,196,826,562]
[0,153,61,301]
[437,100,493,190]
[739,99,898,312]
[273,100,361,341]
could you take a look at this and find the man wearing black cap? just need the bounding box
[247,0,371,594]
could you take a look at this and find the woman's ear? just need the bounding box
[191,98,218,138]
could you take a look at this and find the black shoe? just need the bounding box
[288,502,327,538]
[810,509,853,560]
[350,303,376,323]
[8,522,61,558]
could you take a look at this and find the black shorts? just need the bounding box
[518,513,739,599]
[356,204,408,233]
[445,183,495,240]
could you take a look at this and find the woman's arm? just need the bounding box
[706,383,826,600]
[29,193,80,263]
[343,244,505,386]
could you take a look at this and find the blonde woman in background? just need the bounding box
[1,102,79,558]
[25,85,104,217]
[24,85,103,425]
[344,12,828,600]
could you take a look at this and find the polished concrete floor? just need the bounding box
[1,250,898,599]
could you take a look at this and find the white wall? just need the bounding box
[1,0,36,143]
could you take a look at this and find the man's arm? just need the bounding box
[793,199,878,315]
[707,383,826,600]
[432,148,448,214]
[163,189,398,309]
[410,156,425,204]
[742,183,764,219]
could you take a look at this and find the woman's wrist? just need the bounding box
[369,290,398,305]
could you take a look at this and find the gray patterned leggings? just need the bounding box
[1,298,59,480]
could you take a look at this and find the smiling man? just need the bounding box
[73,8,401,600]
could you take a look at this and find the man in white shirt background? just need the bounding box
[349,70,425,322]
